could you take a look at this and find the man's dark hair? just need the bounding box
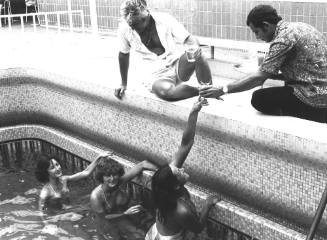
[247,5,282,28]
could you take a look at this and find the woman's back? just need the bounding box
[153,189,198,237]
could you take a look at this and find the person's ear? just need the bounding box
[262,21,273,31]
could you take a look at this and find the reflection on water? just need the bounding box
[0,195,35,205]
[0,171,153,240]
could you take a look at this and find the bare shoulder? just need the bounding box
[39,185,50,199]
[90,185,101,202]
[173,197,200,231]
[175,197,198,218]
[90,186,103,213]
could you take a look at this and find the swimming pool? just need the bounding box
[0,169,96,239]
[0,170,157,239]
[0,138,254,240]
[1,67,325,239]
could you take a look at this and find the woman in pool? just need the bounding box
[90,156,157,239]
[35,152,107,212]
[146,98,219,240]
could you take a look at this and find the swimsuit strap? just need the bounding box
[48,183,61,197]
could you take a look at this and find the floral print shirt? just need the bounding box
[260,20,327,108]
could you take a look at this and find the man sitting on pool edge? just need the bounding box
[200,4,327,123]
[114,0,213,102]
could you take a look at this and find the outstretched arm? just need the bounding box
[170,98,205,168]
[64,152,111,183]
[120,160,157,184]
[199,70,271,99]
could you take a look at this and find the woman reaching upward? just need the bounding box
[146,98,219,240]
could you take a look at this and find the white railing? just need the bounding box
[0,10,85,34]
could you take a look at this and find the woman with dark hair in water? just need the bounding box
[146,98,219,240]
[35,152,105,212]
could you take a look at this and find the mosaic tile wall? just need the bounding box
[37,0,327,40]
[1,68,327,239]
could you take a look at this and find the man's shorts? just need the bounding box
[141,55,182,91]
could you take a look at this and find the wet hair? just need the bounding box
[35,154,56,183]
[120,0,148,19]
[151,165,185,222]
[94,156,125,183]
[246,5,282,28]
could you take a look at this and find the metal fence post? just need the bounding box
[89,0,98,35]
[306,183,327,240]
[81,11,85,35]
[67,0,73,32]
[20,16,24,33]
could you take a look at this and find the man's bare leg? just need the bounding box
[152,79,199,101]
[178,52,212,85]
[152,52,212,101]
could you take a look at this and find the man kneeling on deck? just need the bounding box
[114,0,212,102]
[200,4,327,123]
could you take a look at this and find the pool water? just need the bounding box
[0,169,154,240]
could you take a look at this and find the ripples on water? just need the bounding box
[0,171,152,240]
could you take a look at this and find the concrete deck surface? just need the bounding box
[3,24,325,142]
[0,25,257,108]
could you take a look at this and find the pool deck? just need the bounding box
[2,25,327,240]
[1,25,325,145]
[1,25,255,109]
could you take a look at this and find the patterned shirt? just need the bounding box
[260,20,327,108]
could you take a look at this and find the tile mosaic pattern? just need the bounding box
[1,68,327,239]
[37,0,327,40]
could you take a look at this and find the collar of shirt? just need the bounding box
[272,20,286,41]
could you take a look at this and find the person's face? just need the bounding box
[48,159,62,178]
[127,10,149,33]
[249,22,275,42]
[103,174,120,188]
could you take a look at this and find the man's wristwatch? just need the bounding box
[222,85,228,94]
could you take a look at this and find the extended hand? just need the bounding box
[192,97,208,112]
[199,85,224,99]
[114,86,126,99]
[98,151,113,159]
[141,160,158,171]
[124,205,143,215]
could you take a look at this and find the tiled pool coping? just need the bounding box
[1,67,327,239]
[0,125,307,240]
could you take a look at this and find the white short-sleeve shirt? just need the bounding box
[117,12,190,66]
